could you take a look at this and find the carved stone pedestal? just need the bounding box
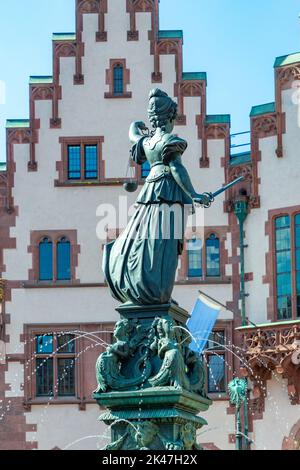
[93,303,212,450]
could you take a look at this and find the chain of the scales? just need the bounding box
[123,126,154,193]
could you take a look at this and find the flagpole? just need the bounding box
[198,289,233,313]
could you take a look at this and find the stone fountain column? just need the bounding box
[93,303,211,451]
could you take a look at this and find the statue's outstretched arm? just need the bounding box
[129,121,148,144]
[169,154,211,206]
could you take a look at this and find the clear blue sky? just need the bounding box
[0,0,300,162]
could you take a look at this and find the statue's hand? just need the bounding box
[193,193,213,208]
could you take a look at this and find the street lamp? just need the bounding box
[228,190,250,450]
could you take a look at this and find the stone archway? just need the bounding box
[282,419,300,450]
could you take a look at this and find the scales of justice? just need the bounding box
[93,89,242,451]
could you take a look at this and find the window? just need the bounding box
[35,333,76,398]
[104,59,132,99]
[67,144,99,181]
[39,238,53,281]
[204,330,226,394]
[39,236,71,282]
[113,64,124,95]
[275,216,292,319]
[57,238,71,281]
[188,239,202,278]
[141,161,150,179]
[84,145,98,179]
[58,137,104,185]
[29,231,78,284]
[24,323,115,408]
[182,232,224,282]
[68,145,81,180]
[206,234,220,277]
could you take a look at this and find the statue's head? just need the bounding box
[148,88,177,133]
[180,423,196,449]
[135,422,159,447]
[114,319,131,340]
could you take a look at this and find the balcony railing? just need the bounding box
[230,131,251,157]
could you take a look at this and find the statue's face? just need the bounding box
[115,321,126,337]
[139,423,157,446]
[165,119,175,134]
[181,424,195,448]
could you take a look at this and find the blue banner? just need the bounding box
[187,294,221,353]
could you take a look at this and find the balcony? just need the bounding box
[237,320,300,405]
[230,131,251,157]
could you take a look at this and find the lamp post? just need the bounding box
[228,194,250,450]
[233,196,248,328]
[228,377,248,451]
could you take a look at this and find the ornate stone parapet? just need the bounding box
[237,320,300,405]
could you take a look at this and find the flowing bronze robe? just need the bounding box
[103,132,193,305]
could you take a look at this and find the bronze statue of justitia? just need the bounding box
[103,88,212,306]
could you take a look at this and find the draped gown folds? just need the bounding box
[103,132,193,305]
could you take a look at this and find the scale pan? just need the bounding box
[123,181,138,193]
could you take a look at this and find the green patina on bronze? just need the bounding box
[228,378,248,451]
[103,89,211,306]
[94,304,211,450]
[94,89,213,450]
[228,378,248,408]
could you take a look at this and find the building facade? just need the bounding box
[0,0,300,450]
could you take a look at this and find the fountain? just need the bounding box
[92,89,215,450]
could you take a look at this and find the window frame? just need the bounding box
[202,322,233,400]
[28,230,80,285]
[273,212,300,321]
[275,216,292,320]
[23,323,115,410]
[57,137,104,185]
[39,237,53,281]
[105,59,132,99]
[181,230,227,283]
[56,237,72,281]
[113,63,124,95]
[187,238,203,278]
[206,234,221,278]
[35,333,77,399]
[38,236,71,283]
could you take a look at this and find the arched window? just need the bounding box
[187,239,202,278]
[113,64,124,95]
[39,238,53,281]
[57,237,71,281]
[206,234,220,277]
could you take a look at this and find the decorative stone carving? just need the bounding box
[205,124,228,140]
[276,65,300,88]
[252,114,277,138]
[177,81,204,97]
[95,319,152,392]
[95,317,206,396]
[228,378,247,407]
[238,323,300,405]
[31,86,54,101]
[106,420,201,451]
[54,42,77,59]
